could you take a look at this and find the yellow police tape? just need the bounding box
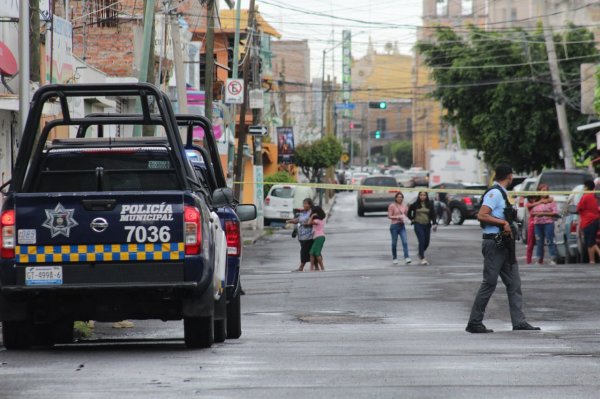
[233,181,585,197]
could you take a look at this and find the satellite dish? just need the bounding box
[0,42,17,77]
[0,42,17,94]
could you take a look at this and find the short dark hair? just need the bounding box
[584,179,595,191]
[495,164,513,181]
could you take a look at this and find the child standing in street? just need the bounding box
[306,206,327,271]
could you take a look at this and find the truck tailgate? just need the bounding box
[14,192,184,265]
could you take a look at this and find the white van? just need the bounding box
[264,184,315,225]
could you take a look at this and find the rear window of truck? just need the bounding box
[32,148,180,192]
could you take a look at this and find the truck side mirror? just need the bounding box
[236,204,257,222]
[212,187,235,208]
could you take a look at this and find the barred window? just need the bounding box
[90,0,118,28]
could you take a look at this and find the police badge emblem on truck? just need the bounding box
[42,203,79,238]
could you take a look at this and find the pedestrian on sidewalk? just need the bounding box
[286,198,314,272]
[576,179,600,264]
[531,184,559,265]
[408,192,437,265]
[466,163,540,334]
[525,194,542,264]
[388,192,411,265]
[306,206,327,271]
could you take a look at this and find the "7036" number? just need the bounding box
[124,226,171,243]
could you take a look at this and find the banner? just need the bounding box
[277,126,295,164]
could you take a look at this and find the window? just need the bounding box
[436,0,448,16]
[271,187,294,198]
[376,118,387,132]
[406,118,412,134]
[462,0,473,16]
[90,0,118,27]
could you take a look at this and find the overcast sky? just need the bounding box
[219,0,423,79]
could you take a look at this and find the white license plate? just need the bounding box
[25,266,63,286]
[280,212,291,218]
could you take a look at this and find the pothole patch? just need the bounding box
[295,311,383,325]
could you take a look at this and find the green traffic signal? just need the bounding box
[375,130,381,139]
[368,101,388,109]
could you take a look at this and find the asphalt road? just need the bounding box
[2,192,600,398]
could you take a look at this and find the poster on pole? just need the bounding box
[277,127,295,164]
[342,30,352,118]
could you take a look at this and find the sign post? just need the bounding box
[248,125,268,136]
[225,78,244,104]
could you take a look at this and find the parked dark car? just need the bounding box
[431,183,487,225]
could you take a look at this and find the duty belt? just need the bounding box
[482,234,497,239]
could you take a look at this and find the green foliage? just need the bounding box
[387,141,413,168]
[416,24,599,172]
[263,171,296,199]
[594,66,600,115]
[295,135,343,182]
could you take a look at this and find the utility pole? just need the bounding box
[204,0,215,121]
[29,0,40,84]
[233,0,256,200]
[542,0,573,169]
[135,0,156,136]
[250,5,263,229]
[228,0,242,180]
[170,13,188,113]
[18,0,30,138]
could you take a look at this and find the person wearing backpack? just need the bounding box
[466,164,541,334]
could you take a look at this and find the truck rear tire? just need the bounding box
[2,320,33,350]
[450,207,464,225]
[213,294,227,343]
[184,316,214,349]
[226,293,242,339]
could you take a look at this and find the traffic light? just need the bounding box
[375,130,381,139]
[369,101,387,109]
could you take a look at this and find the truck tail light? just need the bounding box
[225,220,241,257]
[463,197,473,206]
[361,189,373,194]
[265,196,271,206]
[518,197,525,207]
[1,210,15,259]
[184,206,202,255]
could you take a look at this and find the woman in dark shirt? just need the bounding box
[408,192,438,265]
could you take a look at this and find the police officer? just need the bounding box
[466,164,541,333]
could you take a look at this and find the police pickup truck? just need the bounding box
[0,84,255,349]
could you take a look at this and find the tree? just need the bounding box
[416,24,599,172]
[295,136,343,182]
[386,141,413,168]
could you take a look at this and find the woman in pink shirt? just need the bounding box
[306,206,327,271]
[387,192,411,265]
[531,184,559,265]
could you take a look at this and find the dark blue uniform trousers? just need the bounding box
[468,239,526,326]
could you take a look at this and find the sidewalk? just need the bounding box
[241,194,338,245]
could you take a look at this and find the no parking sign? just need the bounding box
[225,78,244,104]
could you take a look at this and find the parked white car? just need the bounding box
[264,184,315,225]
